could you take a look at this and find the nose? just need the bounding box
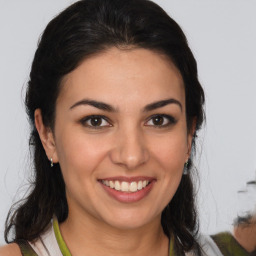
[109,128,149,170]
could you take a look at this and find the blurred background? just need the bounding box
[0,0,256,245]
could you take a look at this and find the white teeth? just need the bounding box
[129,182,138,192]
[102,179,150,192]
[138,181,143,190]
[114,181,121,191]
[121,181,129,192]
[109,180,115,188]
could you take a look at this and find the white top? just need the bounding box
[29,222,62,256]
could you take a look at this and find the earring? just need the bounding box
[183,160,189,175]
[50,158,54,167]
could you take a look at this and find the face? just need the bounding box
[37,47,193,231]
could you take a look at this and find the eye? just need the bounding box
[80,115,112,128]
[145,114,176,127]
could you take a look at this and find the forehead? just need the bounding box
[59,47,185,109]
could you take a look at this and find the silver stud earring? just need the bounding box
[183,161,189,175]
[50,158,54,167]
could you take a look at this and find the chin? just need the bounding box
[100,208,161,231]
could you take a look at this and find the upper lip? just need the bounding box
[98,176,156,182]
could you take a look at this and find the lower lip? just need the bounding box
[100,181,155,203]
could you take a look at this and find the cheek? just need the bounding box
[150,133,188,170]
[149,135,186,212]
[55,131,109,177]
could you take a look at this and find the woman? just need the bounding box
[0,0,205,255]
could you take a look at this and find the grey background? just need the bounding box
[1,0,256,245]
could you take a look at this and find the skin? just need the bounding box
[0,48,194,256]
[0,244,21,256]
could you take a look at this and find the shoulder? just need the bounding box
[0,243,22,256]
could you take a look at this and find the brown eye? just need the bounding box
[145,114,176,128]
[152,116,164,126]
[90,117,102,126]
[80,115,111,128]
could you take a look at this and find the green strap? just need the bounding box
[16,240,38,256]
[53,217,72,256]
[169,235,175,256]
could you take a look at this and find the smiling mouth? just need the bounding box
[100,180,150,193]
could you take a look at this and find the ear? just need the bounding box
[34,109,59,164]
[186,118,196,160]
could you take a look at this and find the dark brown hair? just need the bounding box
[5,0,205,254]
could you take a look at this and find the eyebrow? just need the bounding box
[70,98,182,112]
[70,99,116,112]
[143,98,182,112]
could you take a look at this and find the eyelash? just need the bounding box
[80,114,177,129]
[80,115,112,129]
[145,114,177,128]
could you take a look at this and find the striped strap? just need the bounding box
[16,240,38,256]
[53,217,72,256]
[169,235,175,256]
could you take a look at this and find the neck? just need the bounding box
[59,210,169,256]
